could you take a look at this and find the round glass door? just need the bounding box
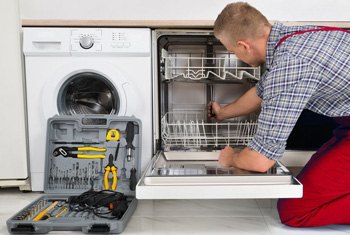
[57,72,119,115]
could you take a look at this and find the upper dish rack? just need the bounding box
[161,49,261,81]
[161,110,258,150]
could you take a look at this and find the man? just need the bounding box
[209,2,350,227]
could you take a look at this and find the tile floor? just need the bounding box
[1,188,350,234]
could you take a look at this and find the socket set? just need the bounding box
[7,115,142,234]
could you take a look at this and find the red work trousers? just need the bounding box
[277,116,350,227]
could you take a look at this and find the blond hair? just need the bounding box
[214,2,270,46]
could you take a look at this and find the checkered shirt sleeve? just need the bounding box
[249,55,321,161]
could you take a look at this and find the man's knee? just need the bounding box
[277,198,302,227]
[277,198,321,227]
[277,199,290,224]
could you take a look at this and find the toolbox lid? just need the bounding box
[44,114,142,196]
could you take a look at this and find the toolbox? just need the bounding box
[7,115,142,234]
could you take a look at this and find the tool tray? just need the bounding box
[7,115,142,234]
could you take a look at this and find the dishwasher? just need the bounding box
[136,29,338,200]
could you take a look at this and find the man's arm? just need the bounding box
[218,146,276,172]
[208,87,262,121]
[208,86,271,172]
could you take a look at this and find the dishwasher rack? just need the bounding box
[161,49,261,81]
[161,111,259,150]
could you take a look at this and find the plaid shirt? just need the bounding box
[249,22,350,161]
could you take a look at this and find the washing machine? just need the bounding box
[23,28,152,191]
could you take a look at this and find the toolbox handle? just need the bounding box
[81,117,108,126]
[88,224,110,233]
[11,224,35,233]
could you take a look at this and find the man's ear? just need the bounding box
[237,40,251,53]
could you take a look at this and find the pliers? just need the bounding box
[104,143,119,190]
[53,146,106,159]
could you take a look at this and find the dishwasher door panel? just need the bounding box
[136,152,303,199]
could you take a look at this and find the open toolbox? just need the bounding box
[7,115,141,234]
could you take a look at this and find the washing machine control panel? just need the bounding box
[70,28,150,55]
[71,29,102,51]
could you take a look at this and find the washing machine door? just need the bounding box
[42,60,137,119]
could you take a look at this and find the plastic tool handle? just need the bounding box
[78,147,106,152]
[104,166,117,190]
[126,122,135,162]
[111,166,117,190]
[104,166,111,190]
[126,122,135,148]
[77,154,106,159]
[209,85,216,118]
[130,168,137,191]
[209,105,216,118]
[40,213,52,221]
[32,201,59,221]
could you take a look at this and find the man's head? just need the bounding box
[214,2,271,66]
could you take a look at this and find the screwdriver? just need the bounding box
[126,121,137,191]
[209,84,216,118]
[126,122,134,162]
[55,207,67,218]
[119,156,127,188]
[32,201,59,221]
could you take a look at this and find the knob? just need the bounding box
[79,36,94,49]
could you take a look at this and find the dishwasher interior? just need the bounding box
[158,32,260,151]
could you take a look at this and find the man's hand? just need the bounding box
[207,87,262,122]
[218,146,276,173]
[208,101,224,121]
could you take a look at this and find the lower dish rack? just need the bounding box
[161,110,258,150]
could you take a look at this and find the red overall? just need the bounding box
[276,27,350,227]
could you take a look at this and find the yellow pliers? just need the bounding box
[104,143,120,190]
[104,154,117,190]
[53,146,106,159]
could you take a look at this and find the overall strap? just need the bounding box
[276,27,350,48]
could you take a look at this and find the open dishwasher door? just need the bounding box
[136,150,302,199]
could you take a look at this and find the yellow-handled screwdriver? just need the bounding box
[32,201,59,221]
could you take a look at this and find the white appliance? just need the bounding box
[23,28,152,191]
[0,0,30,190]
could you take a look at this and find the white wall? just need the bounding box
[19,0,350,22]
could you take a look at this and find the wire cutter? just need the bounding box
[104,143,119,190]
[53,146,106,159]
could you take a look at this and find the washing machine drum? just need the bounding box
[57,72,119,115]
